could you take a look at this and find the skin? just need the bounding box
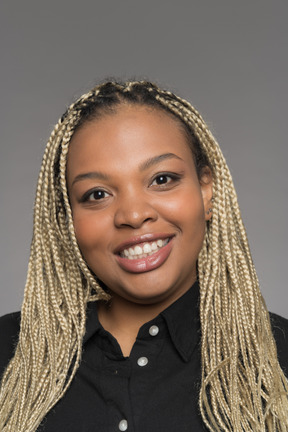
[67,105,213,355]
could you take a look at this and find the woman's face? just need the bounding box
[67,105,212,306]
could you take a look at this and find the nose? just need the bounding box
[114,191,158,229]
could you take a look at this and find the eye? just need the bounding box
[81,189,109,202]
[150,173,180,187]
[152,174,170,185]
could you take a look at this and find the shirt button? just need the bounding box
[119,419,128,431]
[149,325,159,336]
[137,356,148,367]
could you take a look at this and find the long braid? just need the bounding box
[0,94,109,430]
[153,88,288,430]
[0,80,287,431]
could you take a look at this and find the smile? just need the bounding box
[115,236,174,273]
[120,238,170,260]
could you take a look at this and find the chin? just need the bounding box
[115,279,181,305]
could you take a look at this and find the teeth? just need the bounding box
[120,238,170,260]
[134,245,142,255]
[143,243,152,253]
[151,242,157,251]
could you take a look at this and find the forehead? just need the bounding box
[67,105,194,177]
[70,104,189,147]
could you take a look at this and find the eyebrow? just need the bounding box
[139,153,184,171]
[72,171,110,186]
[71,153,184,186]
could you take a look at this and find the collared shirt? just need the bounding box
[0,282,288,431]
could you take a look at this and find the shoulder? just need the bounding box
[269,312,288,373]
[0,311,21,377]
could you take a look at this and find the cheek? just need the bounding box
[72,213,103,254]
[174,192,206,252]
[185,204,206,243]
[162,188,205,227]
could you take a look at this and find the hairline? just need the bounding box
[71,99,202,178]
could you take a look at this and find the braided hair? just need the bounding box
[0,81,287,431]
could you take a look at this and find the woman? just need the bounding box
[0,81,287,431]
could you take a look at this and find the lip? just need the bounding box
[114,233,175,254]
[115,236,174,273]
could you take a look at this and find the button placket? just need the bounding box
[134,324,161,368]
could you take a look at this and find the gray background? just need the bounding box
[0,1,287,317]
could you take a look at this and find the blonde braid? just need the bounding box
[152,89,288,431]
[0,91,109,431]
[0,80,287,431]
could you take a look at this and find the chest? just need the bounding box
[38,323,205,431]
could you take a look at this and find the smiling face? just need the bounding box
[67,105,213,307]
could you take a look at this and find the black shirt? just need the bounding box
[0,282,288,432]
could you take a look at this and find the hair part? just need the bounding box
[0,80,287,431]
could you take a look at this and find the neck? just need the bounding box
[97,284,194,357]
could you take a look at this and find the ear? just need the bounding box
[199,166,213,221]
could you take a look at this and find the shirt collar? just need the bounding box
[83,301,101,344]
[83,281,201,361]
[160,280,201,362]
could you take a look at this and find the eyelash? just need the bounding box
[81,189,110,203]
[150,172,181,187]
[80,172,182,203]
